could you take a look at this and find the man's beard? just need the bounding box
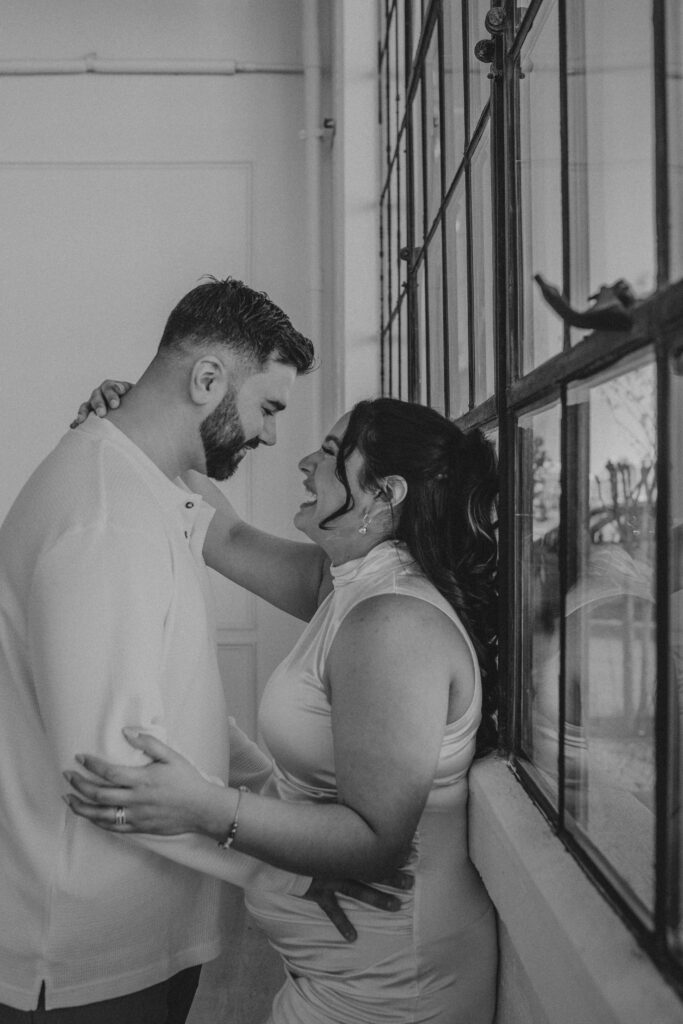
[200,387,251,481]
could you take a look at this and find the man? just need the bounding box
[0,278,317,1021]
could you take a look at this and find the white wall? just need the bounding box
[0,0,322,738]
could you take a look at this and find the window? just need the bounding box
[378,0,683,990]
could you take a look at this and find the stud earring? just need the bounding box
[358,512,371,536]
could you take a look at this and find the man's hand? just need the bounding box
[304,870,414,942]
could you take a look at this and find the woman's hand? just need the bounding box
[70,379,133,428]
[63,729,223,836]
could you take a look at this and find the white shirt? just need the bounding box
[0,417,307,1011]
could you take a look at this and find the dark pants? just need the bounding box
[0,966,202,1024]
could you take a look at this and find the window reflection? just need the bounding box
[566,355,656,915]
[518,402,562,802]
[518,0,563,371]
[670,352,683,938]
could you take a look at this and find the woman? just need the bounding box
[66,393,499,1024]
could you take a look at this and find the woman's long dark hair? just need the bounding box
[321,398,499,755]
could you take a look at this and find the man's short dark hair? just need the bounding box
[158,276,315,374]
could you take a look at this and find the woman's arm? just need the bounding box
[66,595,472,880]
[185,471,332,621]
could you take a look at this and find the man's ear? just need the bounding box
[377,474,408,510]
[189,355,228,408]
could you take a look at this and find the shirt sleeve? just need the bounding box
[28,524,311,897]
[28,524,171,772]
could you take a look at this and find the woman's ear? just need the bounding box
[378,474,408,509]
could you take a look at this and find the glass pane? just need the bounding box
[566,354,656,916]
[518,0,563,372]
[381,191,391,328]
[390,12,400,163]
[389,158,399,316]
[381,327,389,396]
[386,174,395,316]
[668,0,683,283]
[467,0,491,132]
[411,0,424,57]
[380,54,390,173]
[411,81,425,245]
[445,181,470,417]
[398,129,408,279]
[470,127,495,402]
[672,350,683,943]
[443,0,466,188]
[389,309,401,397]
[399,294,409,399]
[566,1,655,308]
[415,258,427,403]
[427,228,446,415]
[396,0,407,130]
[424,27,442,231]
[517,401,562,803]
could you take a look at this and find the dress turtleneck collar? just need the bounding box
[330,540,415,587]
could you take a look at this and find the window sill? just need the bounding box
[468,755,681,1024]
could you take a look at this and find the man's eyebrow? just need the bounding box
[266,400,287,412]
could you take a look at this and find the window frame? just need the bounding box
[378,0,683,993]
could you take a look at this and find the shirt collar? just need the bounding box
[76,415,213,524]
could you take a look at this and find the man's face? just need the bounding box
[200,357,297,480]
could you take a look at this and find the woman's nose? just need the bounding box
[298,450,317,472]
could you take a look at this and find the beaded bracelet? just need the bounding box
[218,786,249,850]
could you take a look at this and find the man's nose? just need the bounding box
[259,418,277,446]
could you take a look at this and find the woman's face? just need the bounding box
[293,413,370,546]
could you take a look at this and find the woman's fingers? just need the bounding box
[122,728,177,763]
[72,753,142,786]
[70,401,93,429]
[70,379,133,429]
[65,794,135,832]
[64,771,130,806]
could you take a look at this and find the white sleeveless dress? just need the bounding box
[245,541,497,1024]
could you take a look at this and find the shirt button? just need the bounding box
[185,501,194,509]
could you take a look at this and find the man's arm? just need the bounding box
[28,523,309,896]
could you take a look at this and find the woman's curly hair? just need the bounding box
[321,398,499,756]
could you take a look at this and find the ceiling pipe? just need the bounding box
[0,55,303,76]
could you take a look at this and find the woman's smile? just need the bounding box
[300,479,317,507]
